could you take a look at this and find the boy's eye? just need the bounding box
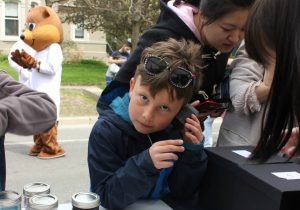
[28,23,36,31]
[160,105,169,112]
[140,95,148,102]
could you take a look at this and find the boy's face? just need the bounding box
[129,76,184,134]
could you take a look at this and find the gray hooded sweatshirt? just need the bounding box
[0,70,57,190]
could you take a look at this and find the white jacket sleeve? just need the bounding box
[229,41,265,115]
[8,40,36,85]
[37,43,63,75]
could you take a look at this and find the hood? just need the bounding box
[155,0,200,43]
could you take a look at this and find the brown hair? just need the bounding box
[134,38,203,105]
[245,0,275,66]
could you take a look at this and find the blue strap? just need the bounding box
[150,167,172,199]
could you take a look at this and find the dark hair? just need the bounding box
[174,0,201,7]
[125,41,132,48]
[134,38,203,105]
[200,0,255,24]
[245,0,300,161]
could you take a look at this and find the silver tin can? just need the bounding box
[72,192,100,210]
[0,190,22,210]
[23,182,50,210]
[28,194,58,210]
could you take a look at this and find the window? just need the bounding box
[75,25,84,39]
[5,2,19,36]
[31,1,39,8]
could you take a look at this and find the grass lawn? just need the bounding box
[0,56,108,89]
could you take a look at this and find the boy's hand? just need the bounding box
[149,140,184,170]
[183,114,203,144]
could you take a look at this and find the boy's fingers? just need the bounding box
[155,139,183,146]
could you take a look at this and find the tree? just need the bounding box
[49,0,160,50]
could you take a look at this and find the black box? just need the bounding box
[198,146,299,210]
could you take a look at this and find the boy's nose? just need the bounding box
[142,108,153,123]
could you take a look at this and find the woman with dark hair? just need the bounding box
[98,0,255,108]
[244,0,300,161]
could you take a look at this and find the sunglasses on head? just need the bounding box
[144,55,195,88]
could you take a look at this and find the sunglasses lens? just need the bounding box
[145,56,168,74]
[170,68,192,88]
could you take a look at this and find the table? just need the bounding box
[198,146,300,210]
[58,200,173,210]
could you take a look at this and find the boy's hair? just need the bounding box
[134,38,203,104]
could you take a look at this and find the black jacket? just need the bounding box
[99,0,230,107]
[89,100,207,210]
[0,136,5,191]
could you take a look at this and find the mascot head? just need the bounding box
[21,6,63,51]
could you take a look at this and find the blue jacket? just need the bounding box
[88,89,207,210]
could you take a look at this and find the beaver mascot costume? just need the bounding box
[9,5,65,159]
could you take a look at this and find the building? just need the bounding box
[0,0,107,61]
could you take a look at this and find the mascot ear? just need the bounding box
[42,8,50,18]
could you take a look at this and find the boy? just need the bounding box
[88,38,207,210]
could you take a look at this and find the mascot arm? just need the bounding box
[8,55,31,85]
[11,49,38,70]
[8,54,26,72]
[38,44,63,75]
[8,40,36,73]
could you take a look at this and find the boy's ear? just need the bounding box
[129,77,135,97]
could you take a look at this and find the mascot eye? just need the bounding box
[28,23,36,31]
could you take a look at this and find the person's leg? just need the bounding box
[37,122,65,159]
[203,116,214,147]
[29,134,43,156]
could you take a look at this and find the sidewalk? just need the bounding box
[59,86,102,126]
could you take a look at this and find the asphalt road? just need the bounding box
[5,124,93,204]
[4,117,222,206]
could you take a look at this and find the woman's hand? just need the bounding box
[280,127,299,157]
[149,140,184,169]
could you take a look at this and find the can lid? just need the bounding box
[0,190,22,207]
[23,182,50,196]
[72,192,100,209]
[29,194,58,210]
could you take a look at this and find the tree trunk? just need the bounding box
[130,0,143,50]
[131,22,141,50]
